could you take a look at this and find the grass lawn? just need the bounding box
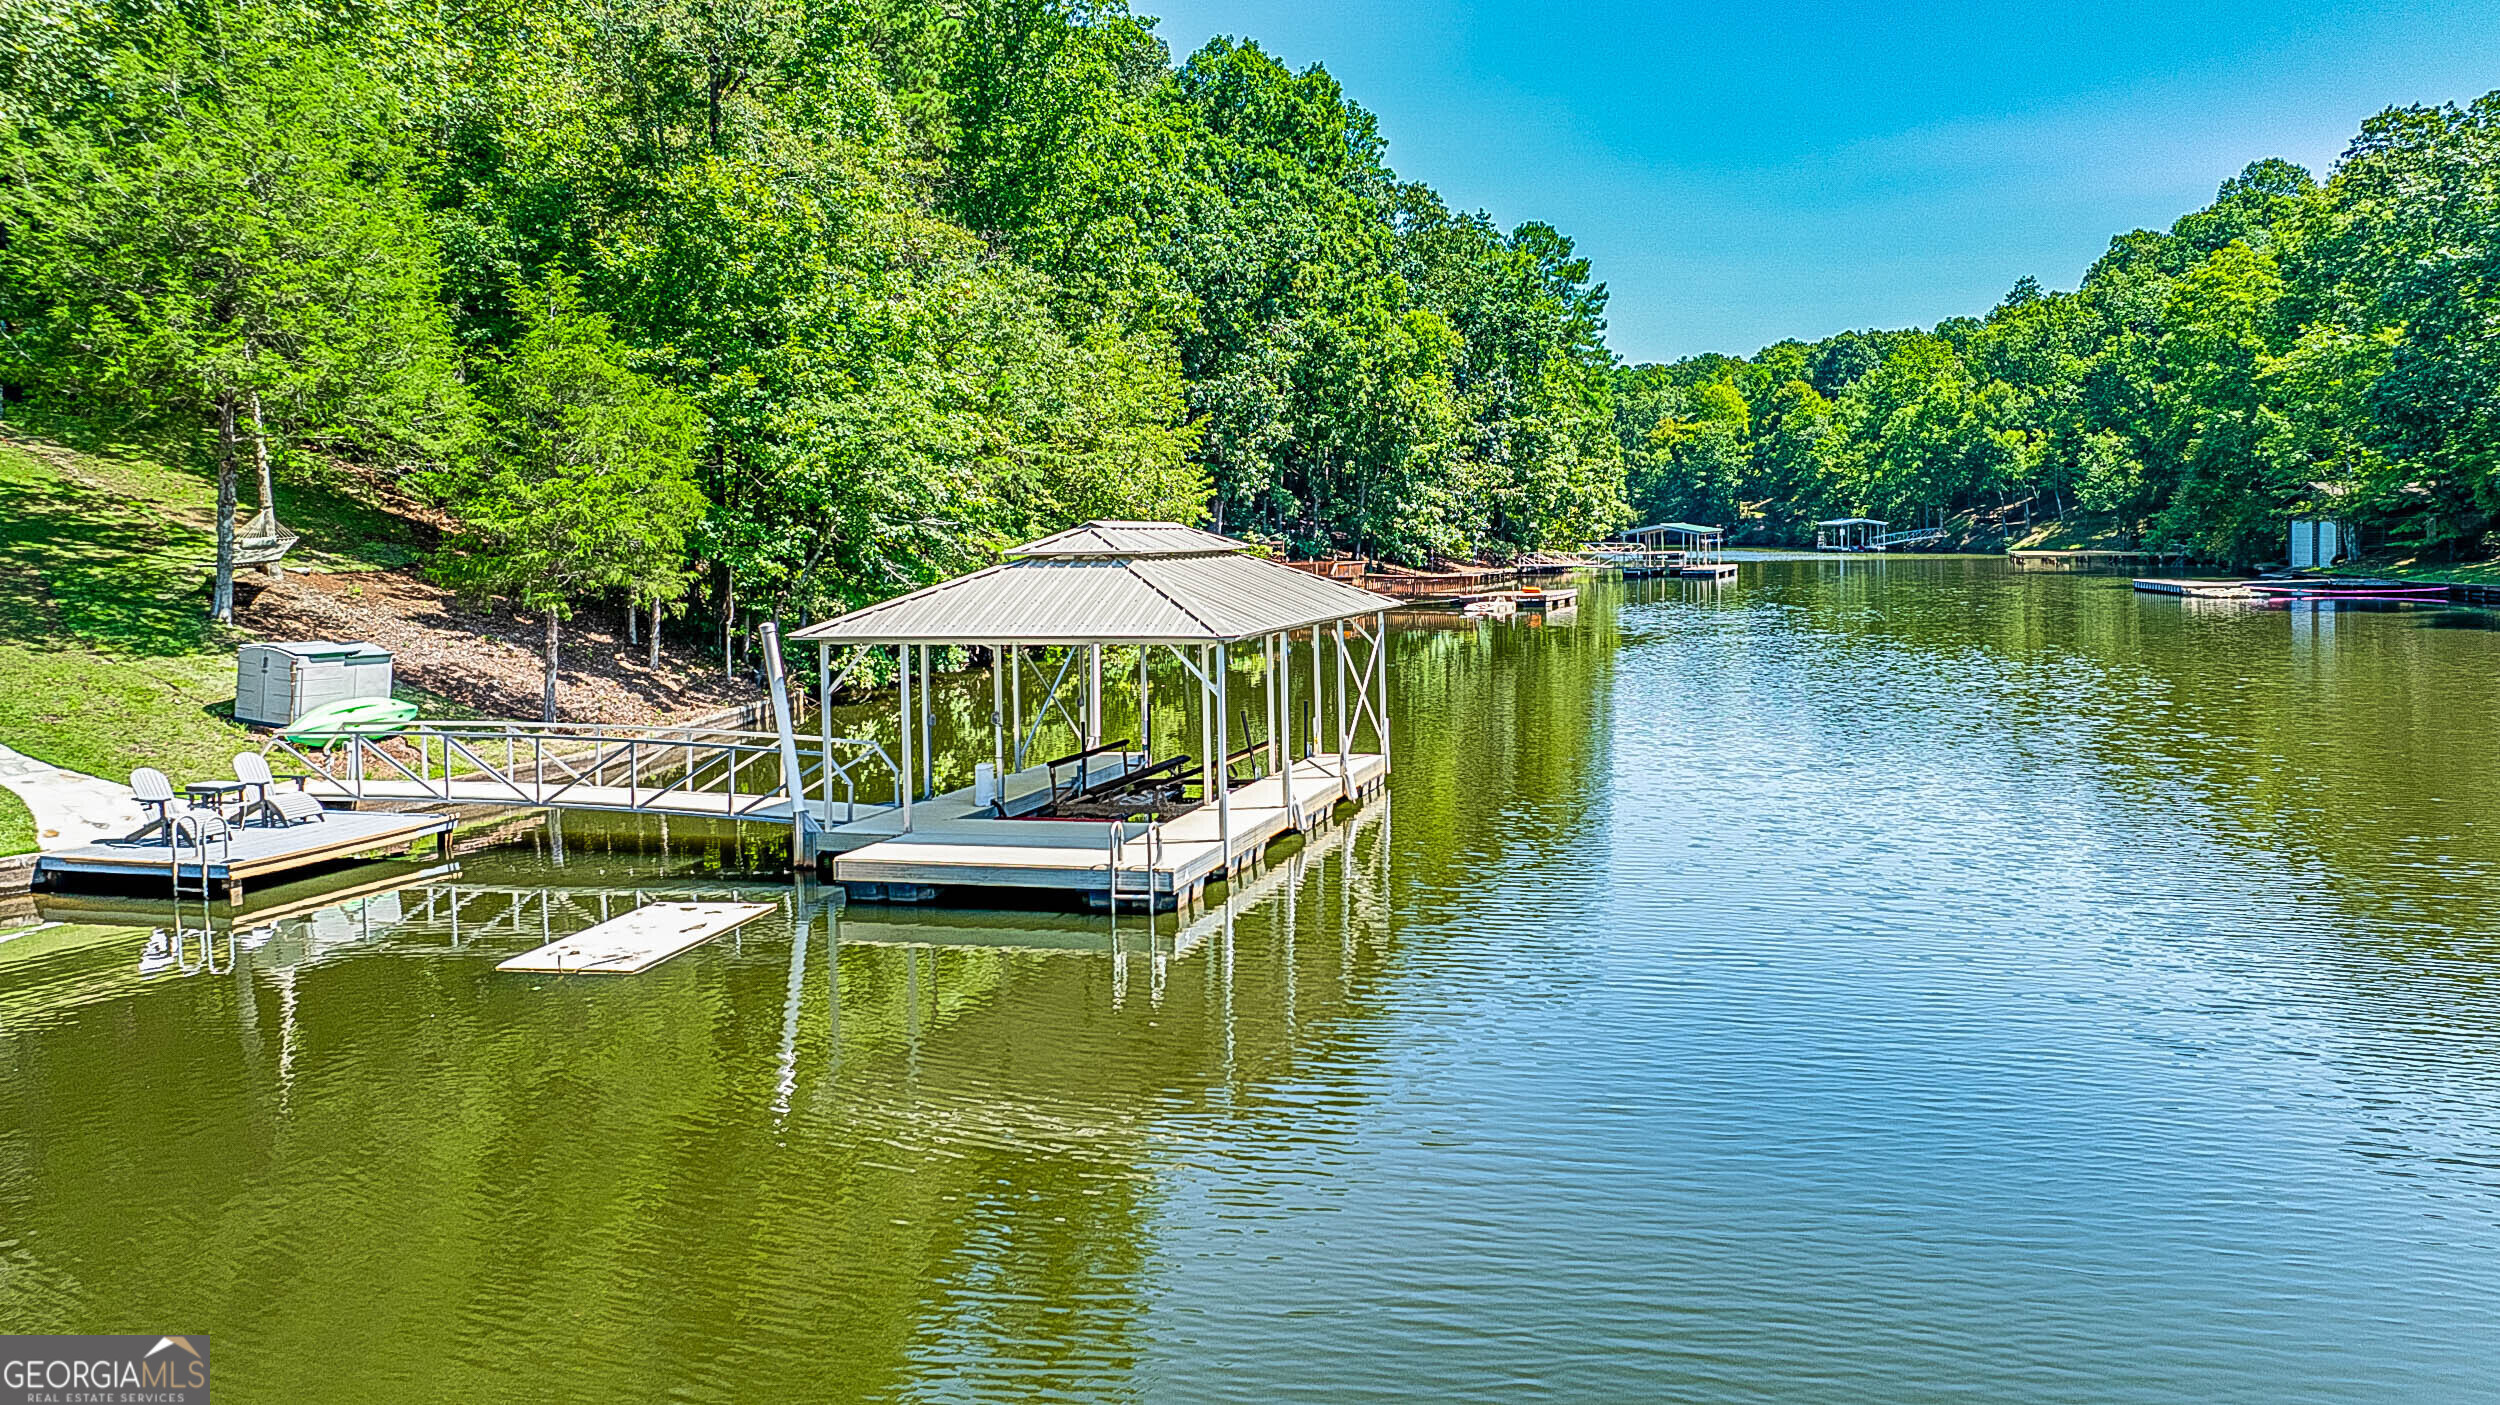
[0,431,437,784]
[2323,556,2500,585]
[2007,517,2142,552]
[0,788,34,856]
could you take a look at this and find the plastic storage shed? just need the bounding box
[235,642,394,727]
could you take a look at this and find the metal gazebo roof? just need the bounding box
[789,521,1399,646]
[1008,520,1245,558]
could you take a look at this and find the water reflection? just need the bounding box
[0,781,1408,1401]
[10,565,2500,1400]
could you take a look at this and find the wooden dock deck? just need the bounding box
[34,809,453,899]
[827,753,1387,905]
[1677,561,1739,580]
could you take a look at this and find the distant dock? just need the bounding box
[2015,549,2186,572]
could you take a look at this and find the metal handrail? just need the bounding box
[1103,813,1169,911]
[269,720,902,820]
[168,812,228,900]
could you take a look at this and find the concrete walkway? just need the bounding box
[0,744,144,850]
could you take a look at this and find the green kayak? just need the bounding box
[278,696,420,744]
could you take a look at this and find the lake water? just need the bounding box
[7,558,2500,1401]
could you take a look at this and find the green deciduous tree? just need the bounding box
[2,32,469,620]
[425,274,706,719]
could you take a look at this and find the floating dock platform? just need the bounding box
[2134,576,2453,602]
[2244,578,2449,601]
[818,752,1386,908]
[1677,561,1739,580]
[1515,586,1577,609]
[2013,549,2186,572]
[496,900,775,974]
[2133,577,2256,599]
[34,809,453,900]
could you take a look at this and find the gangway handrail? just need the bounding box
[266,717,901,823]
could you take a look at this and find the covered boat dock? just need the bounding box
[790,521,1395,908]
[1816,517,1887,551]
[1626,521,1735,579]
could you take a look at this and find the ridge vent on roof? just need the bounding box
[1008,519,1252,560]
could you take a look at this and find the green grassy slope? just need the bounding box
[2006,518,2144,552]
[0,432,431,784]
[2322,557,2500,585]
[0,788,35,856]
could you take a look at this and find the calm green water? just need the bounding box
[8,558,2500,1400]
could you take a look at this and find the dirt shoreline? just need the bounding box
[239,568,761,724]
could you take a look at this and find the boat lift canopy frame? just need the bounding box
[790,521,1399,880]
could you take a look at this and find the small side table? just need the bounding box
[184,780,248,823]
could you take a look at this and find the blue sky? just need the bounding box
[1138,0,2500,363]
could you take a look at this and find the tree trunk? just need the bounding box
[627,595,639,645]
[248,390,280,578]
[542,610,561,723]
[649,597,662,669]
[212,393,239,623]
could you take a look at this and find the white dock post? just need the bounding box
[991,641,1007,785]
[1214,639,1233,880]
[1137,646,1152,758]
[898,643,914,833]
[1086,643,1103,750]
[1373,610,1392,777]
[1280,629,1294,763]
[1195,644,1213,815]
[759,622,808,861]
[1310,626,1323,758]
[919,644,933,799]
[1265,633,1279,775]
[1010,645,1022,765]
[1334,621,1350,796]
[817,643,835,815]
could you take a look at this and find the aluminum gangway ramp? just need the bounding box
[282,717,900,830]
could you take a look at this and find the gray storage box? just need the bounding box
[235,641,394,727]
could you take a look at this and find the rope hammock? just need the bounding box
[232,502,299,568]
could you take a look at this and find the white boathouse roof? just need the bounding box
[789,520,1398,646]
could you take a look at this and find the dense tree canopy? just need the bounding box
[8,0,2493,606]
[425,273,706,718]
[0,0,1629,663]
[1615,104,2500,567]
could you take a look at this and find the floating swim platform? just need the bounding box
[496,900,775,975]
